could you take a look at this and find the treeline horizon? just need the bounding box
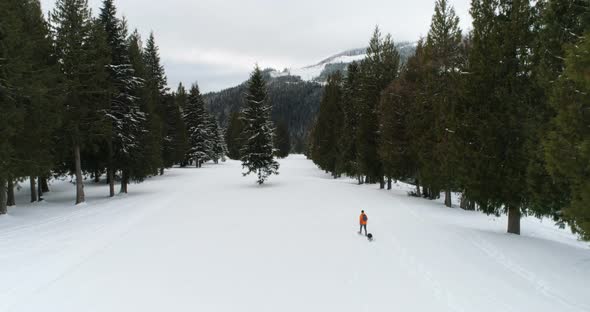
[309,0,590,239]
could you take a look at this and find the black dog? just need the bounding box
[367,233,373,241]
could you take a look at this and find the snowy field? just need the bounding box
[0,155,588,312]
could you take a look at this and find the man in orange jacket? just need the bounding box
[359,210,368,236]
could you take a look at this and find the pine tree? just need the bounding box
[1,0,63,204]
[310,72,344,176]
[52,0,110,204]
[143,32,167,174]
[0,7,21,213]
[99,0,145,195]
[240,66,279,184]
[208,116,226,164]
[162,93,188,168]
[274,120,291,158]
[544,32,590,239]
[124,29,158,184]
[337,62,362,182]
[184,84,212,168]
[225,111,244,160]
[425,0,464,207]
[462,0,535,234]
[356,27,400,188]
[378,77,416,187]
[400,40,433,197]
[526,0,589,218]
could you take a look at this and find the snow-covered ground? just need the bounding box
[1,155,588,312]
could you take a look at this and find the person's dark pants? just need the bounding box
[359,224,367,236]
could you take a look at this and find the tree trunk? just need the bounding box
[94,169,100,183]
[387,178,392,190]
[41,177,49,193]
[74,144,85,205]
[0,177,7,215]
[379,177,385,189]
[7,178,15,206]
[108,167,115,197]
[507,206,521,235]
[30,176,38,203]
[120,169,129,194]
[37,176,43,201]
[160,167,164,175]
[415,178,421,197]
[460,194,467,209]
[445,190,452,208]
[357,176,362,185]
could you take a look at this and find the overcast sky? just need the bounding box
[39,0,472,93]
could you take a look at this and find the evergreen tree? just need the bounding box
[356,27,400,188]
[175,82,188,113]
[378,76,416,187]
[544,32,590,239]
[461,0,535,234]
[99,0,146,195]
[274,120,291,158]
[51,0,110,204]
[0,8,21,213]
[207,116,226,164]
[1,0,63,204]
[225,111,244,160]
[240,66,279,184]
[184,84,212,168]
[143,32,167,174]
[337,62,362,182]
[425,0,464,207]
[526,0,589,218]
[163,93,188,168]
[125,29,158,184]
[310,72,344,176]
[395,40,433,197]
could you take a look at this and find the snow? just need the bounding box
[1,155,589,312]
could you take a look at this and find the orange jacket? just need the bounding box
[359,213,367,225]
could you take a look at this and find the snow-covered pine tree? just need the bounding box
[217,125,229,163]
[184,84,213,168]
[143,32,167,175]
[99,0,145,195]
[240,66,279,184]
[52,0,110,204]
[207,116,227,164]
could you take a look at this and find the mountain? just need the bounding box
[270,42,417,83]
[204,74,323,153]
[204,42,417,153]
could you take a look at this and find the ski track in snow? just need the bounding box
[0,156,589,312]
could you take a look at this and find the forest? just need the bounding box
[308,0,590,239]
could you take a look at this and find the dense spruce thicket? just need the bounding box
[205,73,323,154]
[0,0,227,209]
[309,0,590,238]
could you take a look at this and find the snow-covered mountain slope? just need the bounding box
[271,42,417,82]
[1,156,588,312]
